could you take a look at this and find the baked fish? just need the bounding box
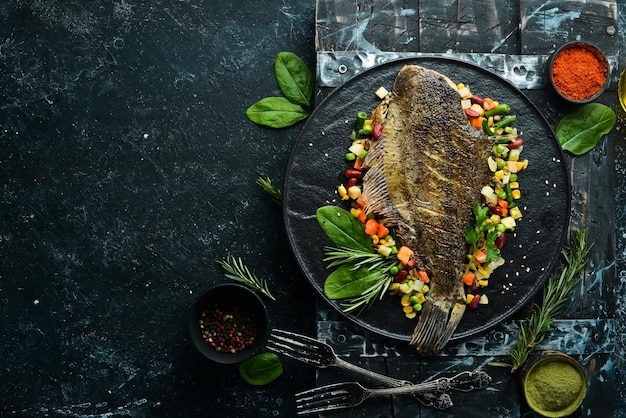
[361,65,492,355]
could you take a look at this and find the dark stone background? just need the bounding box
[1,1,316,416]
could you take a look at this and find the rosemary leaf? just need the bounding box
[256,177,283,205]
[217,254,276,301]
[507,229,591,372]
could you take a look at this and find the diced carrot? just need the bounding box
[462,271,476,286]
[376,223,389,239]
[469,116,484,129]
[474,249,487,263]
[483,97,497,111]
[364,218,379,235]
[353,158,363,170]
[355,196,366,209]
[357,210,368,223]
[416,270,430,283]
[497,198,508,209]
[396,246,413,265]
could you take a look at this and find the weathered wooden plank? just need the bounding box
[457,0,520,54]
[418,0,458,52]
[520,0,619,55]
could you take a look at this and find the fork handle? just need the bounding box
[334,356,413,387]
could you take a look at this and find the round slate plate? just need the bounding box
[283,57,570,342]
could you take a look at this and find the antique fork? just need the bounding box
[266,329,455,410]
[295,372,492,415]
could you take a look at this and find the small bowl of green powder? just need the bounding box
[521,351,587,417]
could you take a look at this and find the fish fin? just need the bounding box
[409,299,466,355]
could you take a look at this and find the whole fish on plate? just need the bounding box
[361,65,493,355]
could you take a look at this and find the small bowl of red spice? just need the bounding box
[548,41,610,103]
[189,283,268,364]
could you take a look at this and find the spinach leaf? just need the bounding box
[324,264,385,299]
[274,52,314,107]
[246,97,308,128]
[239,352,283,385]
[316,206,373,252]
[555,103,616,155]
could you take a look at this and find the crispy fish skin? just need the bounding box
[362,65,492,355]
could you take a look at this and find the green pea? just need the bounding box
[413,303,422,311]
[509,173,518,182]
[495,144,507,154]
[390,266,399,275]
[361,124,373,135]
[497,159,505,169]
[345,152,356,161]
[409,295,419,304]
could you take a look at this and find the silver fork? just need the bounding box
[266,329,453,410]
[295,372,492,415]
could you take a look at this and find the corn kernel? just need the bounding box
[510,206,522,219]
[511,189,521,199]
[338,184,348,200]
[509,181,519,189]
[490,214,500,224]
[400,294,411,306]
[478,279,489,287]
[466,294,474,304]
[350,208,361,218]
[405,311,417,319]
[517,160,528,170]
[403,305,414,314]
[494,170,504,180]
[389,282,400,291]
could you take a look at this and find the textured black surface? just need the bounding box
[0,1,316,416]
[284,57,570,342]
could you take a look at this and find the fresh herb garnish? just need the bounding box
[217,254,276,301]
[246,51,314,128]
[246,97,308,128]
[464,203,499,272]
[316,206,395,315]
[505,229,591,372]
[239,352,283,385]
[556,103,615,155]
[256,176,283,205]
[274,51,314,107]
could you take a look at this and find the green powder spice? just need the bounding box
[525,359,584,412]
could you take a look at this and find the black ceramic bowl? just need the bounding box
[189,283,268,364]
[547,41,610,104]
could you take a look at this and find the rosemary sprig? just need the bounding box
[217,254,276,301]
[341,273,393,316]
[323,246,393,271]
[256,176,283,205]
[507,229,591,372]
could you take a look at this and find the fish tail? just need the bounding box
[409,299,466,355]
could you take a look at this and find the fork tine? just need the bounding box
[266,329,328,365]
[295,384,351,415]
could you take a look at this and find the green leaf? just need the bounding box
[274,52,314,107]
[316,206,373,252]
[239,353,283,385]
[555,103,616,155]
[246,97,308,128]
[324,264,386,299]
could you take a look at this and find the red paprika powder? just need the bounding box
[551,43,609,102]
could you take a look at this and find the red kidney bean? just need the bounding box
[470,95,484,106]
[346,177,358,188]
[464,108,480,118]
[394,269,408,283]
[372,124,383,140]
[508,138,524,149]
[488,205,503,216]
[345,169,363,179]
[495,233,506,249]
[469,294,481,310]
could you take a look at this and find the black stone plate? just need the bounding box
[283,57,570,342]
